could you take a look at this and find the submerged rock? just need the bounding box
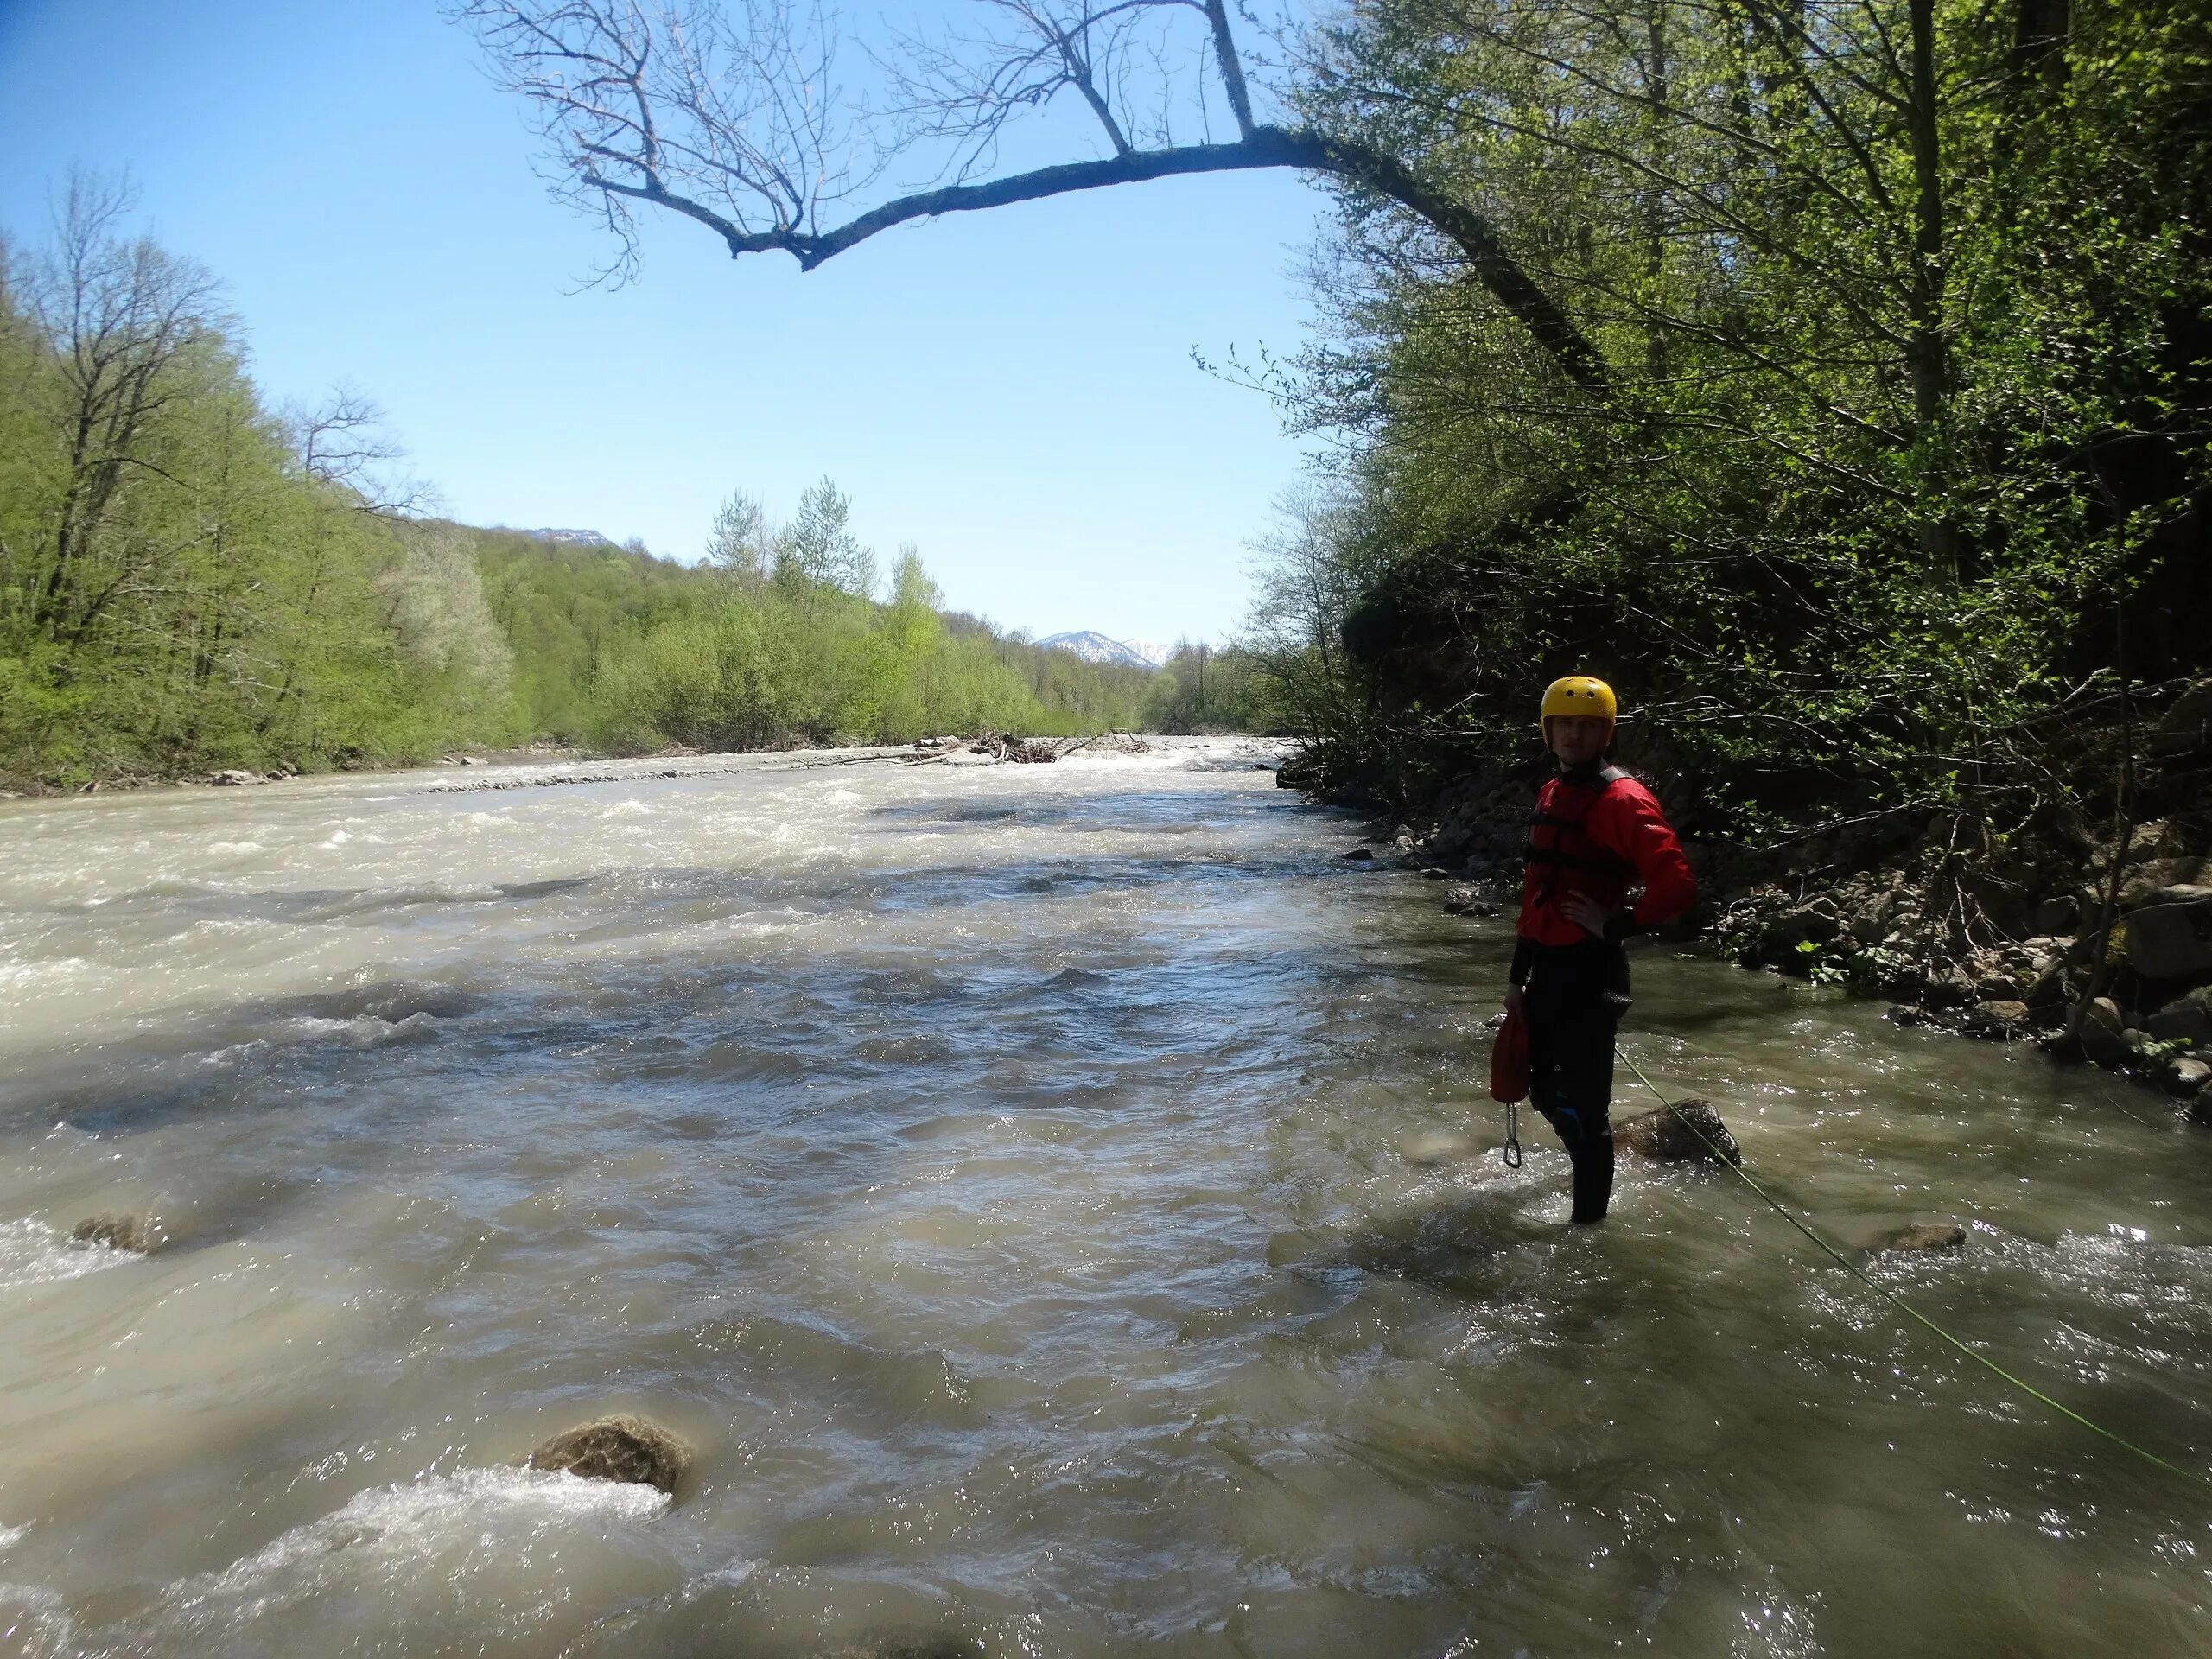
[1443,886,1499,917]
[71,1215,149,1252]
[526,1415,690,1496]
[1872,1221,1967,1254]
[1612,1098,1741,1165]
[1341,847,1375,861]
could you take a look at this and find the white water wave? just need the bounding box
[201,1011,445,1066]
[0,1219,138,1292]
[91,1468,669,1656]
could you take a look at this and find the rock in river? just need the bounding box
[526,1415,690,1496]
[1872,1221,1967,1253]
[71,1215,149,1252]
[1613,1098,1741,1165]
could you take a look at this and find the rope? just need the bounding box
[1615,1048,2209,1489]
[1503,1095,1522,1169]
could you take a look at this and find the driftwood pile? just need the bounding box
[909,732,1153,765]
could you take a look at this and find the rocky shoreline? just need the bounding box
[1287,679,2212,1120]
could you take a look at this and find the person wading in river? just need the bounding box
[1505,677,1696,1224]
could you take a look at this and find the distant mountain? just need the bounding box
[514,527,617,548]
[1120,639,1173,668]
[1036,631,1164,671]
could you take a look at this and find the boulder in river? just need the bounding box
[1613,1098,1741,1165]
[526,1415,690,1495]
[1341,847,1374,861]
[207,768,264,786]
[1871,1221,1967,1254]
[71,1215,149,1252]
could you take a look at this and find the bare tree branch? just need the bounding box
[454,0,1611,397]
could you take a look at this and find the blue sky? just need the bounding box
[0,1,1335,645]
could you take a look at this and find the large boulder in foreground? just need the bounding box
[1613,1098,1741,1166]
[526,1415,690,1496]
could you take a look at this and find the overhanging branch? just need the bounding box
[613,124,1611,398]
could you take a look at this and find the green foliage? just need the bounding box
[1249,0,2212,828]
[0,188,1164,788]
[0,180,513,785]
[1141,642,1277,734]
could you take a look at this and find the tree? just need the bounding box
[453,0,1611,396]
[705,486,772,585]
[1264,0,2212,828]
[10,173,226,650]
[774,474,873,599]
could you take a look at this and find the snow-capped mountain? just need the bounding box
[1035,631,1166,671]
[1120,639,1173,668]
[516,527,617,547]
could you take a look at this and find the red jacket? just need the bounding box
[1515,765,1696,950]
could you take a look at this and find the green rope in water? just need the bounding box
[1616,1049,2209,1489]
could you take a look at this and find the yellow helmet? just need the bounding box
[1540,675,1618,722]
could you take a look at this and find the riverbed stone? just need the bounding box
[1872,1221,1967,1254]
[1444,887,1499,917]
[2079,996,2129,1064]
[2124,886,2212,980]
[2147,986,2212,1046]
[208,768,263,786]
[1964,1000,2031,1039]
[1613,1098,1741,1165]
[70,1215,148,1252]
[2166,1058,2212,1097]
[526,1415,690,1496]
[1341,847,1374,861]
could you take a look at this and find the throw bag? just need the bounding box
[1489,1007,1529,1103]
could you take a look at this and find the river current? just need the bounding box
[0,740,2206,1656]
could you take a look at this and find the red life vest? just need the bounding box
[1522,766,1638,925]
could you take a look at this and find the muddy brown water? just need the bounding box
[0,740,2206,1656]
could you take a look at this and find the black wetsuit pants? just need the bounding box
[1523,938,1630,1224]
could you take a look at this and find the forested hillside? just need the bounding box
[0,185,1155,791]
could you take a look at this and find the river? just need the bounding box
[0,740,2206,1656]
